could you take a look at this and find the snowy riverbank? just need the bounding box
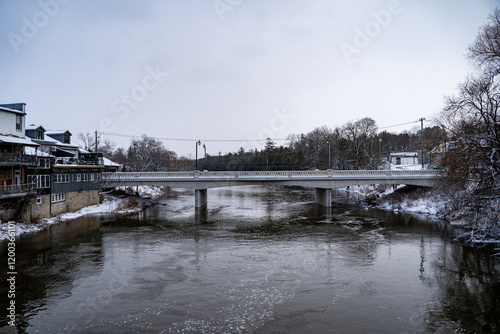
[338,183,446,217]
[0,186,165,242]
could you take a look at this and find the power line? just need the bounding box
[100,132,288,142]
[378,120,421,130]
[101,119,425,143]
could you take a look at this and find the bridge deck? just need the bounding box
[101,170,441,207]
[102,170,440,187]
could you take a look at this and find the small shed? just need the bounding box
[389,152,419,165]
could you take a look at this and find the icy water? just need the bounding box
[1,186,500,334]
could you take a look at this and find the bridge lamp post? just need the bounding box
[195,140,201,170]
[327,141,331,169]
[419,118,425,169]
[316,144,320,169]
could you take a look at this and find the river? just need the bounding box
[1,185,499,333]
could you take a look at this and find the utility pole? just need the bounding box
[95,130,98,152]
[419,118,425,169]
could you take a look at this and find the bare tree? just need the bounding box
[468,8,500,74]
[127,135,177,171]
[111,147,127,169]
[77,132,98,151]
[98,139,116,158]
[342,117,378,169]
[438,8,500,233]
[439,73,500,191]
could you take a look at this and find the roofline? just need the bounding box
[26,125,46,131]
[0,106,26,115]
[46,130,72,136]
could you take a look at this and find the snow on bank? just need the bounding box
[340,183,446,216]
[0,186,165,242]
[114,185,165,200]
[375,190,447,215]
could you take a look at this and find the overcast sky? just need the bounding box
[0,0,497,156]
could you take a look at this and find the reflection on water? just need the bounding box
[1,185,499,333]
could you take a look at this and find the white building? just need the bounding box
[0,103,26,136]
[389,152,419,166]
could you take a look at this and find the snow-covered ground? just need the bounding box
[341,183,446,216]
[0,186,165,242]
[375,189,446,215]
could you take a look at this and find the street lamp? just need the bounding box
[327,141,331,169]
[195,140,201,170]
[316,144,320,169]
[419,118,425,169]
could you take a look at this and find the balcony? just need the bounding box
[0,152,37,166]
[0,183,36,199]
[54,157,104,166]
[54,152,104,167]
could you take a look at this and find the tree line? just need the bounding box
[82,119,446,172]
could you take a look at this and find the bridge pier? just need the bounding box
[195,189,208,208]
[315,188,332,207]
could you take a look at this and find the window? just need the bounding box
[51,193,65,203]
[82,174,89,182]
[90,174,95,182]
[37,175,50,188]
[55,174,69,183]
[36,197,42,205]
[75,174,81,182]
[38,159,50,169]
[28,175,50,188]
[16,115,22,131]
[36,130,44,140]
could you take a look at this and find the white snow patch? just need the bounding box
[0,188,164,241]
[377,195,447,215]
[114,185,165,200]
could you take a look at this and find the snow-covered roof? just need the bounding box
[104,157,122,167]
[389,152,419,156]
[0,106,25,115]
[0,135,39,146]
[24,146,53,157]
[46,130,72,136]
[43,135,79,149]
[26,124,46,131]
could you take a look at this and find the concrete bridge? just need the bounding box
[101,170,441,208]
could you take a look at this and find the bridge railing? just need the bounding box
[102,169,441,182]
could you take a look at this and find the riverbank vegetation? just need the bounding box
[436,9,500,239]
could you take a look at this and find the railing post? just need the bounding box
[327,169,333,177]
[194,170,200,178]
